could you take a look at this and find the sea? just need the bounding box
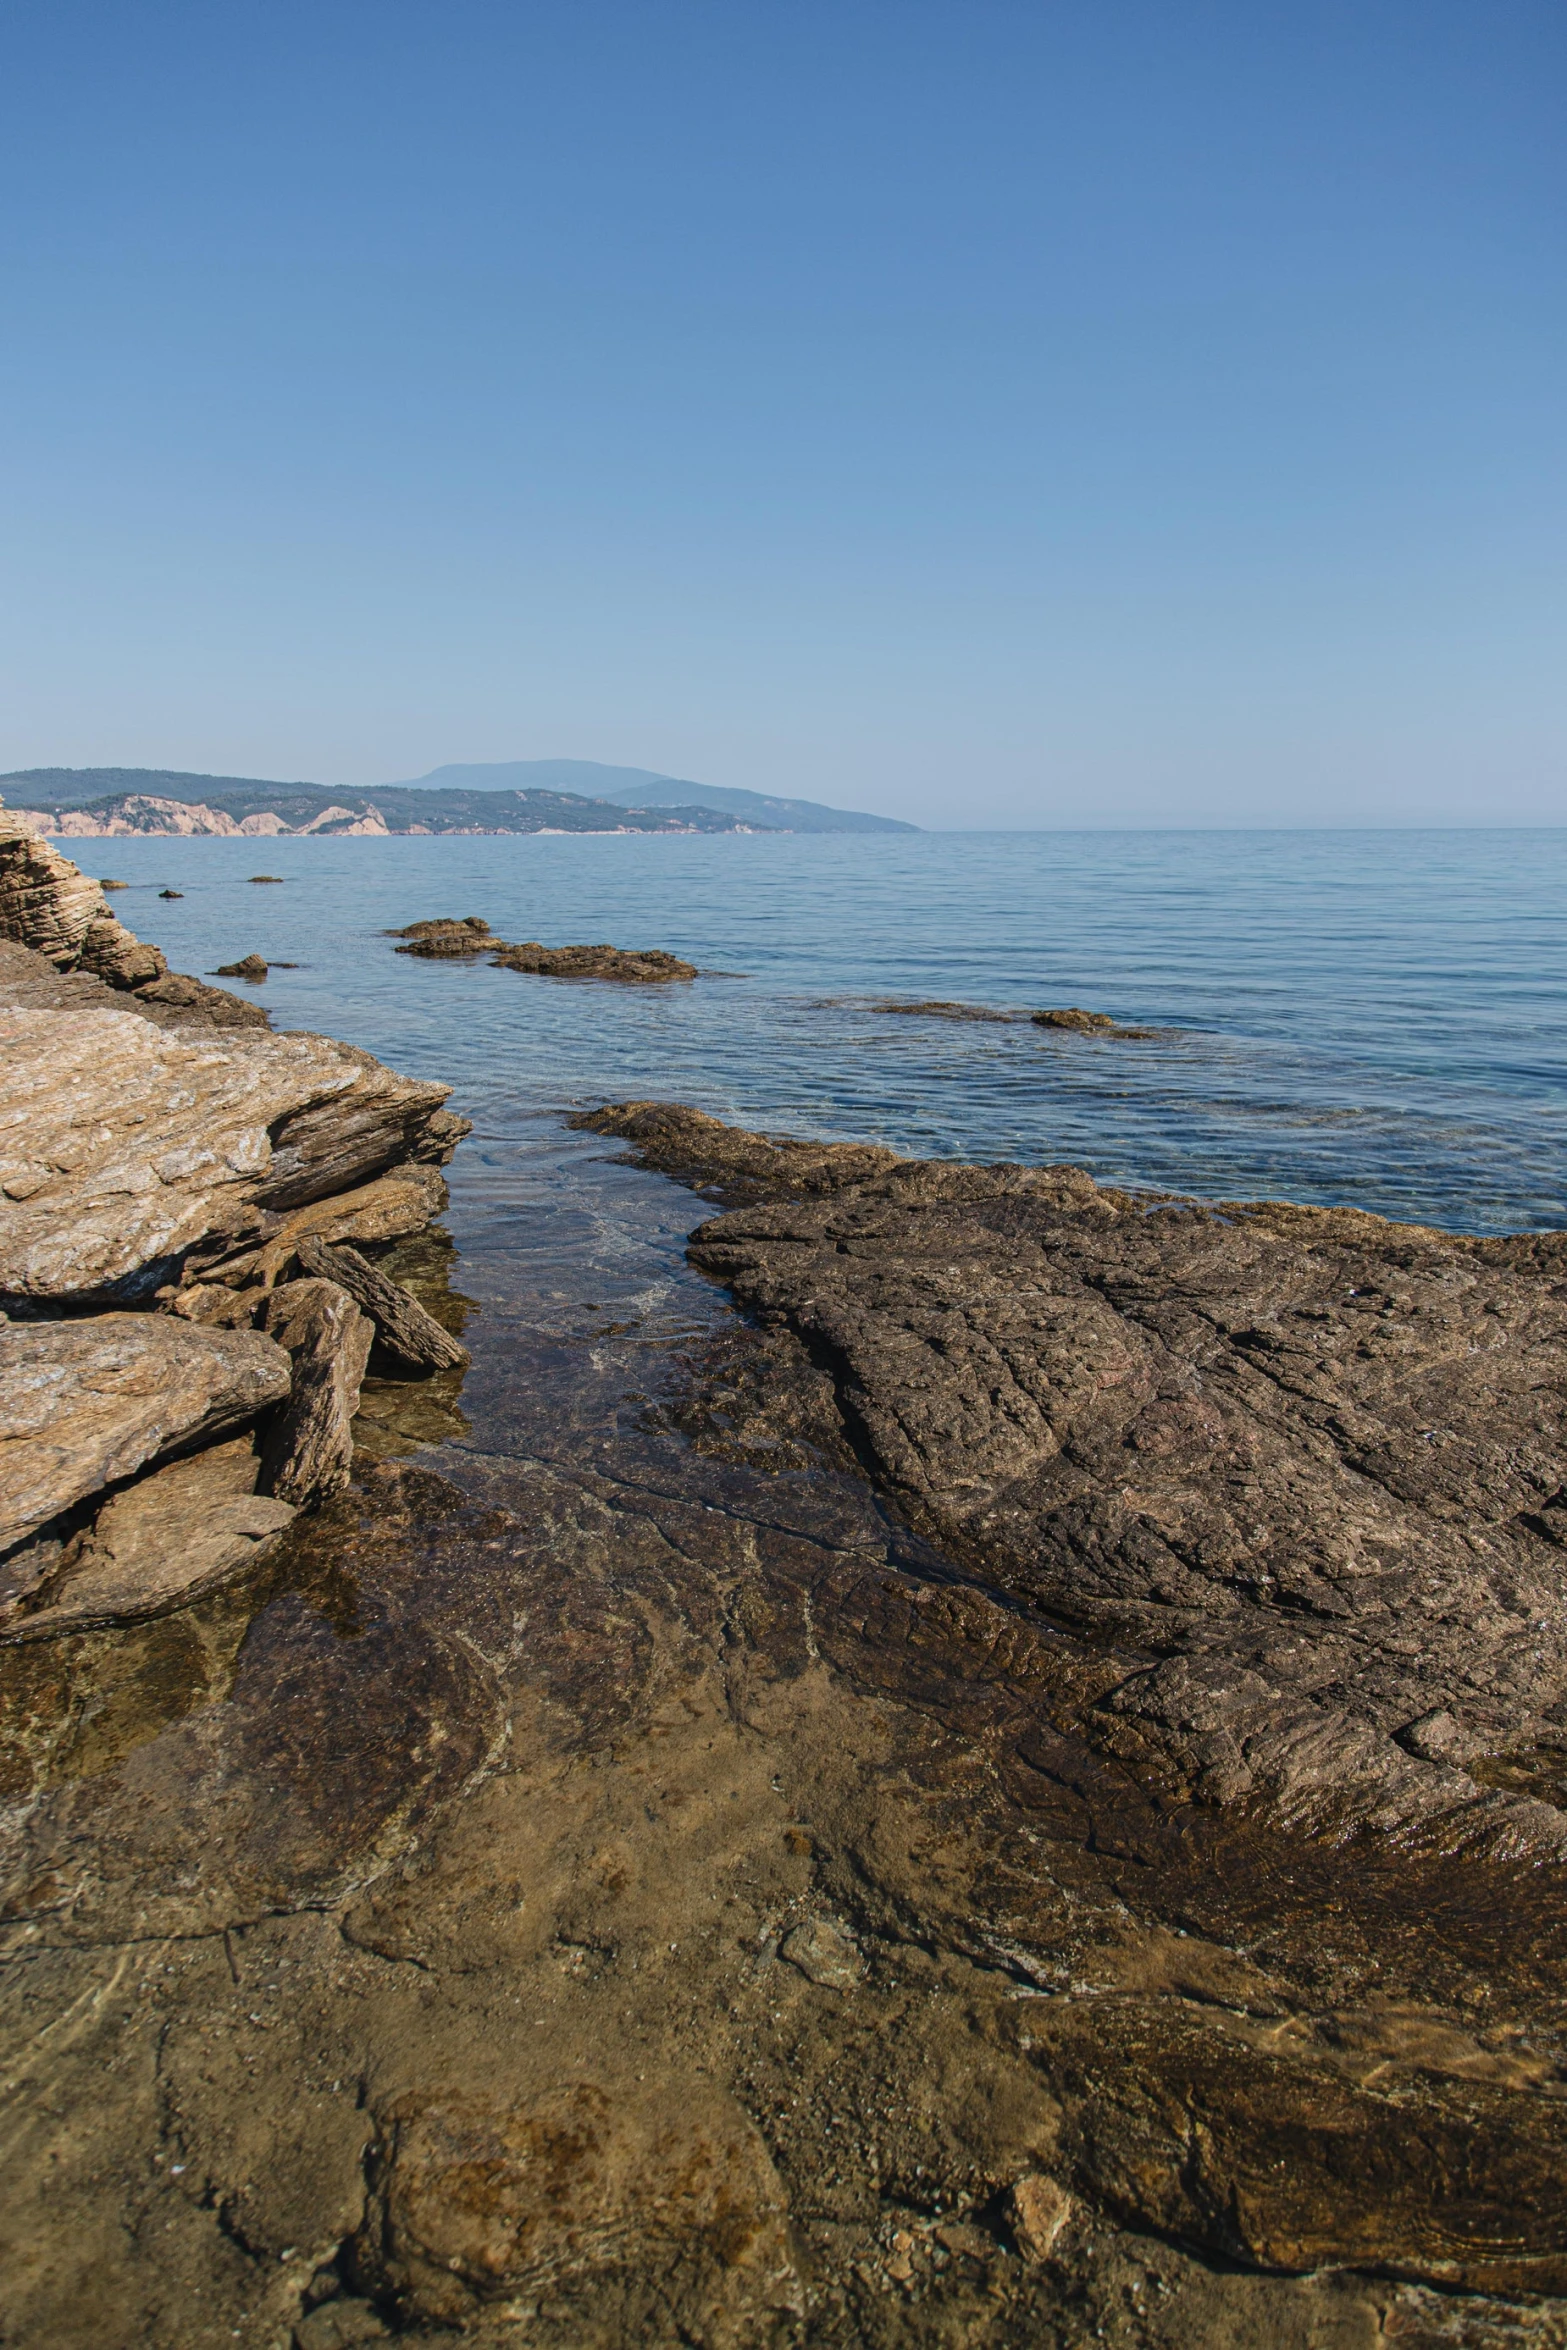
[83,826,1565,1235]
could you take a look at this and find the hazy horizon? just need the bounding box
[2,3,1562,829]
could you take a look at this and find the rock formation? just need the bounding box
[0,827,473,1635]
[581,1100,1567,1858]
[1033,1005,1157,1037]
[387,919,698,982]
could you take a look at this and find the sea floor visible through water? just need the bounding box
[6,828,1567,2348]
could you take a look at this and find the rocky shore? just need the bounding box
[6,843,1567,2350]
[1,810,470,1639]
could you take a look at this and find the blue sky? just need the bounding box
[1,1,1562,825]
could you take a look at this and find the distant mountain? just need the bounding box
[395,760,917,834]
[0,770,756,838]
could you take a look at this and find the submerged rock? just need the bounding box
[587,1100,1567,1855]
[0,1436,295,1640]
[0,1314,292,1554]
[874,998,1022,1022]
[570,1100,900,1204]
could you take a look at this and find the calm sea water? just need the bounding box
[76,827,1567,1235]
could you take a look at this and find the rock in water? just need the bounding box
[389,918,492,959]
[589,1101,1567,1856]
[260,1278,373,1506]
[0,1315,292,1551]
[215,954,268,980]
[295,1237,468,1369]
[0,1006,468,1306]
[0,1436,296,1640]
[490,941,697,983]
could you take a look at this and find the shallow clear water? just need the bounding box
[82,826,1567,1232]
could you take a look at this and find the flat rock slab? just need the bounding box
[0,1436,296,1640]
[491,942,697,983]
[0,1006,466,1304]
[0,1314,292,1551]
[590,1101,1567,1854]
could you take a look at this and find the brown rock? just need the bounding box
[492,941,697,983]
[0,809,110,967]
[248,873,284,882]
[202,1169,452,1291]
[358,2084,794,2322]
[77,916,167,990]
[132,972,270,1028]
[0,1436,295,1640]
[569,1100,900,1206]
[594,1101,1567,1855]
[1008,2174,1074,2260]
[779,1916,863,1991]
[1032,1005,1157,1038]
[0,1007,467,1305]
[295,1238,468,1370]
[0,1314,292,1552]
[214,954,268,981]
[259,1278,373,1507]
[389,918,492,959]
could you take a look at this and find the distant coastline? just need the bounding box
[0,760,917,839]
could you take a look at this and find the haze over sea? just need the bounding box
[86,826,1566,1235]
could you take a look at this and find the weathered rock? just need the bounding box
[492,941,697,983]
[389,918,492,959]
[0,810,110,967]
[0,1315,292,1552]
[295,1238,468,1370]
[0,1436,295,1640]
[1008,2175,1074,2261]
[77,915,167,990]
[193,1168,452,1291]
[779,1916,863,1991]
[1033,1005,1156,1038]
[570,1100,900,1205]
[0,1007,467,1304]
[592,1102,1567,1854]
[0,939,266,1032]
[259,1279,373,1507]
[215,954,268,981]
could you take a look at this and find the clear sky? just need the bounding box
[2,1,1562,826]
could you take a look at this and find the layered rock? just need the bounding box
[582,1101,1567,1855]
[0,1006,465,1306]
[0,1314,293,1555]
[260,1279,374,1507]
[491,941,697,983]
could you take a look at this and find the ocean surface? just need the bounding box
[81,826,1566,1235]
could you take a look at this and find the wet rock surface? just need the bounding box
[1032,1007,1157,1038]
[3,1117,1567,2347]
[591,1103,1567,1859]
[492,941,698,983]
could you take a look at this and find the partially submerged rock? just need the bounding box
[215,954,268,981]
[0,1436,295,1640]
[570,1100,900,1205]
[1033,1005,1156,1038]
[874,999,1021,1022]
[389,917,492,959]
[0,1314,292,1553]
[260,1278,373,1507]
[588,1101,1567,1855]
[0,1007,466,1306]
[492,941,697,983]
[295,1237,468,1370]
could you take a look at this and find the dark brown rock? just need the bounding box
[259,1278,373,1507]
[1033,1005,1157,1038]
[569,1099,900,1205]
[875,999,1022,1022]
[294,1238,468,1370]
[388,917,492,960]
[492,941,697,984]
[248,873,284,882]
[215,954,268,981]
[591,1100,1567,1855]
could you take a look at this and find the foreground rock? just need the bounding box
[0,1006,467,1306]
[260,1279,373,1506]
[296,1238,469,1370]
[0,1315,292,1556]
[583,1100,1567,1856]
[0,1437,295,1640]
